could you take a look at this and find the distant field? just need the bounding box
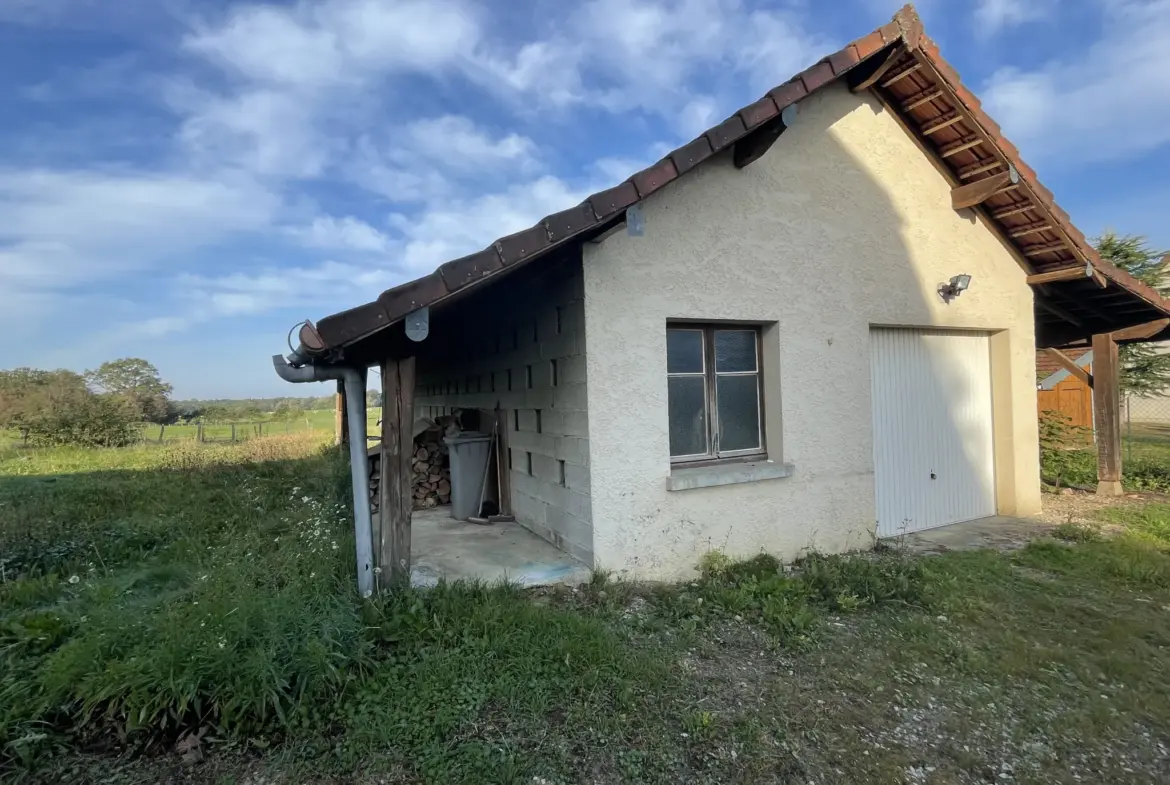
[0,408,383,449]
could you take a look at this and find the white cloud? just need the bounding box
[982,0,1170,162]
[286,216,391,253]
[402,116,537,172]
[973,0,1054,34]
[0,168,279,290]
[183,0,480,89]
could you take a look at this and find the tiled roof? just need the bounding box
[1036,347,1091,381]
[299,3,1170,358]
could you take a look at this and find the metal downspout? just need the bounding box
[272,353,375,597]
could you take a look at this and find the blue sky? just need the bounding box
[2,0,1169,398]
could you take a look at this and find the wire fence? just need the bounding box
[1124,395,1170,466]
[135,419,326,444]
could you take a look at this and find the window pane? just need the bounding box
[667,329,704,374]
[717,374,761,452]
[668,376,708,456]
[715,330,757,372]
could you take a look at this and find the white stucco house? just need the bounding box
[276,6,1170,583]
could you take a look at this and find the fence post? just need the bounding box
[197,423,203,443]
[231,423,236,442]
[159,424,165,443]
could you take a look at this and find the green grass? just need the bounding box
[5,438,1170,782]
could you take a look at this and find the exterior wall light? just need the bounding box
[938,273,972,303]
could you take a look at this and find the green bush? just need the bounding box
[23,392,139,448]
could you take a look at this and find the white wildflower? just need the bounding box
[68,575,79,584]
[302,496,310,503]
[310,572,316,578]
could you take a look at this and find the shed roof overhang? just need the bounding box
[289,3,1170,366]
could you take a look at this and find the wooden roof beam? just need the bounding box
[902,87,944,111]
[1036,298,1083,328]
[940,136,982,158]
[1027,263,1095,285]
[1044,348,1093,388]
[952,169,1016,210]
[992,203,1035,220]
[849,46,903,92]
[921,112,962,135]
[1009,221,1052,239]
[1023,242,1070,258]
[1110,318,1170,342]
[880,61,922,88]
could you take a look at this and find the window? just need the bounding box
[666,325,764,463]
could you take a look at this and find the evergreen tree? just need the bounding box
[1095,232,1170,396]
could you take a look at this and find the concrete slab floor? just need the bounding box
[398,506,592,588]
[892,515,1053,555]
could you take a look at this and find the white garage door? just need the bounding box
[870,328,996,536]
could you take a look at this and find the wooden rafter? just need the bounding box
[940,136,982,158]
[902,87,944,111]
[991,203,1034,220]
[1044,348,1093,388]
[880,61,922,88]
[1027,264,1094,285]
[958,160,1002,179]
[1036,298,1084,328]
[1023,242,1069,257]
[921,112,962,135]
[952,171,1013,210]
[1009,221,1052,239]
[849,46,903,92]
[1110,318,1170,342]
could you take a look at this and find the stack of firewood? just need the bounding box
[411,430,451,509]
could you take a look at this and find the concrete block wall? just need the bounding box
[413,259,593,564]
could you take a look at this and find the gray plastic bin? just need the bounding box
[443,432,493,521]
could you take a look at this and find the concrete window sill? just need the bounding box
[666,460,795,492]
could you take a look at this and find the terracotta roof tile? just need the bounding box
[439,247,503,292]
[669,135,715,175]
[768,78,808,111]
[852,30,886,59]
[544,202,600,244]
[496,223,551,266]
[588,181,639,220]
[799,60,836,93]
[630,156,679,199]
[706,114,748,151]
[829,44,861,75]
[738,95,780,130]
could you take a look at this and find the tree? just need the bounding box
[1095,232,1170,397]
[0,367,138,447]
[85,358,173,423]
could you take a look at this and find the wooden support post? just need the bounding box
[1091,333,1123,496]
[230,423,236,443]
[335,379,348,447]
[378,356,416,589]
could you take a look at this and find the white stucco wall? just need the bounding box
[583,83,1041,579]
